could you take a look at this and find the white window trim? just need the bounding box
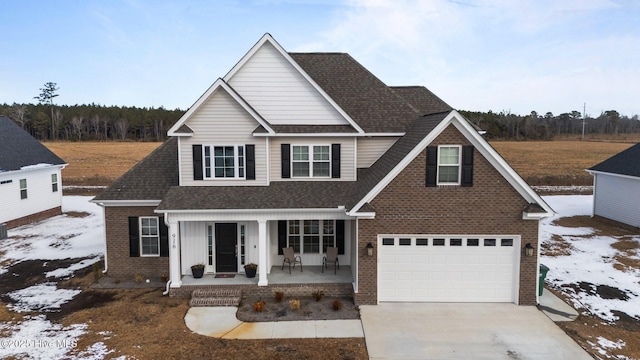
[139,216,160,257]
[51,173,59,192]
[287,220,336,254]
[291,145,331,178]
[203,145,246,180]
[19,178,27,199]
[437,145,462,185]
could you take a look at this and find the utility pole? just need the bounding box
[582,103,586,141]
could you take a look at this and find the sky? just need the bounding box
[1,0,638,117]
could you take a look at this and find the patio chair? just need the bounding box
[282,247,302,274]
[323,246,339,274]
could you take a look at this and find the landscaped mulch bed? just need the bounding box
[237,295,359,322]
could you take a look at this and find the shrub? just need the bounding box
[332,299,343,311]
[289,299,300,311]
[160,274,169,283]
[92,263,101,282]
[311,290,324,302]
[114,278,121,284]
[253,300,266,312]
[274,291,284,303]
[134,274,143,283]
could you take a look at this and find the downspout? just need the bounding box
[163,280,171,296]
[96,202,109,274]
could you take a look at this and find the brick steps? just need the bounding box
[189,288,242,307]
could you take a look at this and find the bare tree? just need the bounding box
[71,116,84,140]
[101,116,111,140]
[52,109,63,140]
[9,103,29,128]
[90,115,100,139]
[114,118,130,140]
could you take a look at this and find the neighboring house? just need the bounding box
[587,143,640,228]
[0,115,66,229]
[92,34,553,305]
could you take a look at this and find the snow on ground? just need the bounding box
[0,196,104,275]
[541,195,640,322]
[0,196,110,359]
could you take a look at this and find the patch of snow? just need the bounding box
[62,185,107,190]
[20,163,55,170]
[0,196,104,272]
[541,195,640,323]
[0,315,86,359]
[7,283,81,313]
[46,256,102,279]
[597,336,626,350]
[75,342,115,359]
[532,185,593,193]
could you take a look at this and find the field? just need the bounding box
[44,140,632,188]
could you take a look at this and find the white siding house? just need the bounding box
[588,143,640,228]
[0,116,66,228]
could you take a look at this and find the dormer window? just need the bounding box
[203,145,245,179]
[292,145,330,178]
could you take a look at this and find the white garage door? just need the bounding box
[378,235,519,303]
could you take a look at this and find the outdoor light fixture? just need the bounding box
[366,242,374,257]
[525,243,535,257]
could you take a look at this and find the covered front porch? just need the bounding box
[158,208,359,291]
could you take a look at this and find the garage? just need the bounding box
[377,235,519,303]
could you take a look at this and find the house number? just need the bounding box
[172,233,176,249]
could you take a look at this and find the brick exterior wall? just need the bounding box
[104,206,169,281]
[6,206,62,229]
[356,125,539,306]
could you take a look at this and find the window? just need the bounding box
[484,239,496,247]
[399,238,411,246]
[450,238,462,246]
[416,238,429,246]
[240,225,246,266]
[203,145,245,179]
[382,238,395,246]
[51,174,58,192]
[433,238,445,246]
[467,238,479,246]
[292,145,330,178]
[501,239,514,246]
[140,217,160,256]
[287,220,335,253]
[19,179,27,199]
[438,145,461,184]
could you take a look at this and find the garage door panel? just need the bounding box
[378,235,518,303]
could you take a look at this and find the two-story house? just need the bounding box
[92,34,552,305]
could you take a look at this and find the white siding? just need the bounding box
[593,173,640,227]
[180,89,268,186]
[228,42,349,125]
[356,137,399,168]
[0,167,62,224]
[269,137,355,181]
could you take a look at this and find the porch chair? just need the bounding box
[323,246,339,274]
[282,247,302,274]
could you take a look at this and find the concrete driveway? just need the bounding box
[360,303,591,360]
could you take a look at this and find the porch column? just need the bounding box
[168,220,181,288]
[258,219,268,286]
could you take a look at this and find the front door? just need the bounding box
[215,223,237,272]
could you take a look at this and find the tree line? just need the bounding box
[0,102,184,141]
[460,109,640,140]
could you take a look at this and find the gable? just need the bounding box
[350,111,553,218]
[226,40,351,126]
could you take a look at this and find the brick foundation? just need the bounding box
[355,125,540,306]
[170,282,354,299]
[5,206,62,229]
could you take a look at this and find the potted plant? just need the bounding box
[191,263,205,279]
[244,263,257,278]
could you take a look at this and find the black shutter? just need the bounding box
[426,146,438,187]
[281,144,290,179]
[192,144,203,180]
[278,220,287,255]
[245,144,255,180]
[336,220,345,255]
[159,216,169,257]
[461,145,474,187]
[128,217,140,257]
[331,144,341,178]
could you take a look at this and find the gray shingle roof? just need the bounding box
[0,115,66,171]
[290,53,423,133]
[589,143,640,177]
[93,138,179,201]
[390,86,452,115]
